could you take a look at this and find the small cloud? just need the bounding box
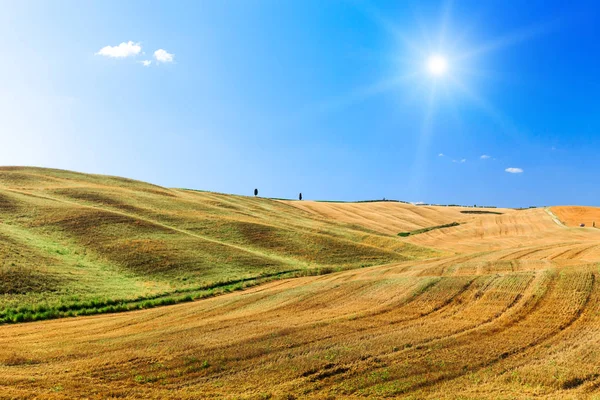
[438,153,444,157]
[96,41,141,58]
[480,154,490,159]
[154,49,174,63]
[505,167,523,174]
[460,159,467,163]
[139,60,152,67]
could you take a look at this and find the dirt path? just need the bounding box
[545,207,566,227]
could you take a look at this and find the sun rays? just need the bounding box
[339,1,556,198]
[341,0,558,121]
[293,1,556,199]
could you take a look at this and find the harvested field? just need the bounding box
[552,206,600,228]
[2,168,600,398]
[286,200,497,235]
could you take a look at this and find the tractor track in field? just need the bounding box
[392,272,595,396]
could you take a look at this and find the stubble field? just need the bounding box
[1,167,600,399]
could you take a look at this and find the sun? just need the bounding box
[427,54,448,76]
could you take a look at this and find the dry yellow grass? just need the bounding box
[3,170,600,398]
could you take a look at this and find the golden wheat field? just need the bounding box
[2,168,600,399]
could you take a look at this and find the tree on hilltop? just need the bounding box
[254,188,258,197]
[299,193,302,201]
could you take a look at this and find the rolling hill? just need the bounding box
[0,167,436,322]
[2,167,600,398]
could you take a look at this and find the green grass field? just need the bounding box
[0,167,436,322]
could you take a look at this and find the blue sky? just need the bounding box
[2,0,600,207]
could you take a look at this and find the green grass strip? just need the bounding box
[398,222,461,237]
[460,210,503,215]
[0,266,349,325]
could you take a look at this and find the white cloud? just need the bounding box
[154,49,174,63]
[460,159,467,163]
[140,60,152,67]
[96,41,142,58]
[505,167,523,174]
[480,154,490,159]
[438,153,444,157]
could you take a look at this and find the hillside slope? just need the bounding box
[0,167,435,319]
[3,199,600,398]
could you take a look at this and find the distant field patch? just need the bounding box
[551,206,600,227]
